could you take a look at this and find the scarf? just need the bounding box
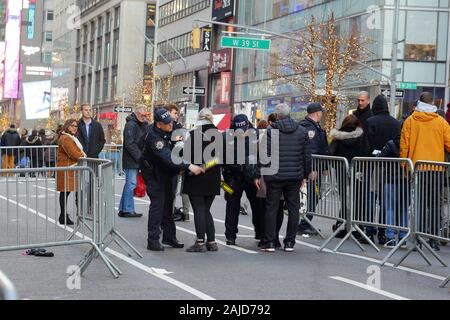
[416,101,437,113]
[62,132,87,158]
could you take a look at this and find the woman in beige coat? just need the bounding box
[56,119,86,225]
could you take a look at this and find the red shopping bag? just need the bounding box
[134,172,147,198]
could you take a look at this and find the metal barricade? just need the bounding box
[100,144,124,179]
[333,158,414,264]
[301,155,350,252]
[0,269,17,300]
[76,159,142,274]
[0,166,119,278]
[0,146,58,180]
[395,161,450,287]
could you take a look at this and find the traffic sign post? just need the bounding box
[221,36,271,51]
[183,87,206,96]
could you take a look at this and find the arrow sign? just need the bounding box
[114,106,133,113]
[183,87,206,96]
[381,89,404,98]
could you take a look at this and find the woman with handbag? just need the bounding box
[56,119,86,225]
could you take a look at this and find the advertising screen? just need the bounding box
[23,81,51,120]
[3,0,23,99]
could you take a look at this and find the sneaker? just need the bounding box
[226,239,236,246]
[147,242,165,251]
[261,242,275,253]
[257,240,264,248]
[186,242,207,253]
[336,230,347,239]
[284,242,295,252]
[383,239,397,249]
[378,234,388,246]
[206,242,219,252]
[357,234,374,245]
[297,227,319,236]
[162,239,184,249]
[428,239,440,252]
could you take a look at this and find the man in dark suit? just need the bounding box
[77,103,106,158]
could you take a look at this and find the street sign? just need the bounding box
[381,89,404,98]
[398,82,417,90]
[183,87,206,96]
[114,106,132,113]
[221,36,271,51]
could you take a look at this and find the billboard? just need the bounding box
[3,0,23,99]
[212,0,234,21]
[23,81,51,120]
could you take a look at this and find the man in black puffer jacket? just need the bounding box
[259,103,312,253]
[367,95,401,154]
[366,94,401,245]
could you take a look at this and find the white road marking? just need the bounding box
[114,198,258,254]
[1,191,215,300]
[31,188,450,282]
[329,276,410,300]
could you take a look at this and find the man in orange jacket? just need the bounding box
[400,91,450,251]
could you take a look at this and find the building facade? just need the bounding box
[234,0,450,122]
[74,0,155,141]
[155,0,237,129]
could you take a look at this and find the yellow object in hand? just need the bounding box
[221,181,234,195]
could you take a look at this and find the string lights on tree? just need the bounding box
[270,13,371,133]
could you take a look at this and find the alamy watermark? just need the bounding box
[366,265,381,290]
[66,265,81,290]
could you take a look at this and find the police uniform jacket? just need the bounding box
[141,124,190,185]
[299,117,329,156]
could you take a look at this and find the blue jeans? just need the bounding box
[384,183,408,241]
[119,169,138,213]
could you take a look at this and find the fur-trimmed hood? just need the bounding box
[330,127,364,141]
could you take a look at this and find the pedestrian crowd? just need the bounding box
[1,92,449,254]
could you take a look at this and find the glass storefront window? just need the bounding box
[404,11,437,61]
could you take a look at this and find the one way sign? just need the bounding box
[183,87,206,96]
[381,89,404,98]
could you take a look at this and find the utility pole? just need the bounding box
[390,0,401,117]
[192,72,196,103]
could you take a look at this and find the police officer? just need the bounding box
[223,114,260,246]
[141,108,204,251]
[298,103,329,235]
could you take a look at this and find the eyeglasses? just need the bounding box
[70,124,78,128]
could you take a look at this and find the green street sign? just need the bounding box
[398,82,417,90]
[221,36,271,51]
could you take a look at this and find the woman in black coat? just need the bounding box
[329,115,371,236]
[183,108,221,253]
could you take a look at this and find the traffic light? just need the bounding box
[191,27,201,49]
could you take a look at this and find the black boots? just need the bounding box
[59,214,74,226]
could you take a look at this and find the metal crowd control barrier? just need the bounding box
[76,158,142,275]
[394,161,450,288]
[99,144,124,179]
[302,155,350,251]
[0,146,58,180]
[0,145,125,180]
[0,269,17,300]
[331,158,414,264]
[0,166,118,278]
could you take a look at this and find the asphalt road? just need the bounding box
[0,177,449,300]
